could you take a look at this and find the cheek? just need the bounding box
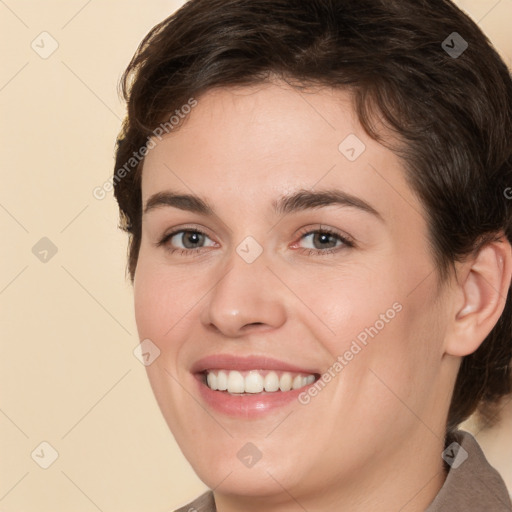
[350,289,444,416]
[133,256,201,428]
[313,267,442,397]
[296,267,403,351]
[133,252,197,342]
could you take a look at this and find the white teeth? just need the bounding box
[217,370,228,391]
[227,370,245,393]
[205,369,316,394]
[264,371,280,392]
[279,373,292,391]
[245,371,264,393]
[207,372,217,391]
[292,375,303,390]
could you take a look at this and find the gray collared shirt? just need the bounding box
[426,429,511,511]
[175,430,512,512]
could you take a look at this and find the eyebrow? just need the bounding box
[143,188,384,221]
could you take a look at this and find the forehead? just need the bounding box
[140,82,424,223]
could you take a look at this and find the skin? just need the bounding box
[133,81,511,511]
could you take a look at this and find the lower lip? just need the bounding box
[195,374,312,418]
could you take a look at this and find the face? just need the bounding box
[134,83,453,504]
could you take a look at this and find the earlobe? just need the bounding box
[446,236,512,357]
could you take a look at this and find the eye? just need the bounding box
[157,228,216,254]
[156,225,354,257]
[294,226,354,255]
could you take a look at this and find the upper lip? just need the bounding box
[191,354,320,375]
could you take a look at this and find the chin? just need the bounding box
[197,460,295,498]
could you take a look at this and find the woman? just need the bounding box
[113,0,512,510]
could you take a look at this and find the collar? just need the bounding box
[425,429,511,511]
[175,430,511,512]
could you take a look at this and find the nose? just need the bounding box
[199,248,287,338]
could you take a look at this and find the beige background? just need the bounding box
[0,1,511,510]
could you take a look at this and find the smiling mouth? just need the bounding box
[202,369,319,395]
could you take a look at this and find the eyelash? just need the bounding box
[156,225,355,257]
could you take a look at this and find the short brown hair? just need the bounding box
[113,0,512,431]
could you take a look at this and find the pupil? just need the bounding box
[184,231,203,248]
[314,232,335,249]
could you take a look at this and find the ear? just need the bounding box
[445,235,512,357]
